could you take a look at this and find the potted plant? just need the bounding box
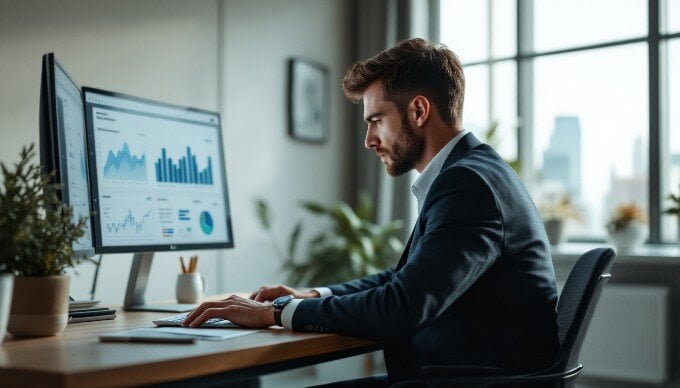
[255,193,404,286]
[0,144,87,337]
[663,184,680,244]
[606,203,647,252]
[538,193,581,245]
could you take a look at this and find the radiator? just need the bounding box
[566,283,670,384]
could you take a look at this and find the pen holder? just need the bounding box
[175,273,204,304]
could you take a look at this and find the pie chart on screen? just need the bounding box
[199,211,214,235]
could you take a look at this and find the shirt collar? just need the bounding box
[411,129,469,212]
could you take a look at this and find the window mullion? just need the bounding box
[487,0,494,126]
[649,0,662,243]
[517,0,534,189]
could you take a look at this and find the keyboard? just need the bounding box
[152,313,238,328]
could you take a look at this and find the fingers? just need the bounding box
[182,295,242,327]
[251,286,268,302]
[249,284,323,303]
[182,300,223,326]
[181,295,273,329]
[250,285,296,302]
[188,307,233,328]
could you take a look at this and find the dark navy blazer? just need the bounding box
[293,133,559,378]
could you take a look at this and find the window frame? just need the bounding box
[436,0,680,244]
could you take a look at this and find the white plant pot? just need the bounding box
[543,219,566,245]
[0,274,13,342]
[608,222,646,253]
[8,275,69,337]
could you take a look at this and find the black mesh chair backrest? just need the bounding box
[554,247,616,372]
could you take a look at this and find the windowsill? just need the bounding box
[551,242,680,265]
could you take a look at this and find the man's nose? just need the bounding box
[364,126,379,149]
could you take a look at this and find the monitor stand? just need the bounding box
[123,252,198,312]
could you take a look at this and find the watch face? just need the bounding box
[273,295,293,308]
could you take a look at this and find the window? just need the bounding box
[459,62,518,162]
[533,44,648,239]
[663,0,680,33]
[663,38,680,240]
[440,0,518,163]
[439,0,679,244]
[533,0,647,52]
[440,0,488,63]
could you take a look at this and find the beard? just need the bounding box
[379,113,425,177]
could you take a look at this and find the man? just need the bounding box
[183,38,559,385]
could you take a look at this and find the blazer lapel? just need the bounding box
[394,132,483,272]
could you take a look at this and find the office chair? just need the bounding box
[391,247,617,388]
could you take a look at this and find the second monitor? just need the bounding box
[83,87,234,311]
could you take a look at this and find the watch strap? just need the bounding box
[273,295,293,327]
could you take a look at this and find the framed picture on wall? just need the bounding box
[288,58,329,143]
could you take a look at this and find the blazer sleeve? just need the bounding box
[327,268,396,296]
[291,166,503,341]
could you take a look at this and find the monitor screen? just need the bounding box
[83,87,234,253]
[39,53,95,258]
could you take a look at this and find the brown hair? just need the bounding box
[342,38,465,128]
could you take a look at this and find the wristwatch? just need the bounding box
[272,295,294,327]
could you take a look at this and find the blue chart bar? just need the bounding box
[155,147,213,185]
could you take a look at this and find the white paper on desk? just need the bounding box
[154,327,260,341]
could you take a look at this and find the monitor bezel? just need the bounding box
[39,53,96,259]
[82,86,235,254]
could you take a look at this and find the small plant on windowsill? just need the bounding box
[606,203,647,252]
[538,194,581,245]
[663,184,680,244]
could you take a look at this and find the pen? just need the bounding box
[180,256,187,274]
[189,255,198,273]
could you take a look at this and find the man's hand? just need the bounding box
[181,295,275,328]
[249,284,320,302]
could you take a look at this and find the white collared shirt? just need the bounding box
[411,129,468,213]
[281,130,469,330]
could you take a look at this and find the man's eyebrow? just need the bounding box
[364,112,382,123]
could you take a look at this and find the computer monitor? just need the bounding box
[39,53,95,259]
[82,87,233,312]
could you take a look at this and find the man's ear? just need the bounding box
[409,95,430,128]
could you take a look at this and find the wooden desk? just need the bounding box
[0,309,380,387]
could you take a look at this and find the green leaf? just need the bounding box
[288,222,302,260]
[484,121,499,148]
[355,192,374,221]
[358,236,375,261]
[387,237,405,253]
[0,143,87,276]
[254,199,271,230]
[302,202,329,214]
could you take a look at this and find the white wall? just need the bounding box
[0,0,352,304]
[219,0,352,293]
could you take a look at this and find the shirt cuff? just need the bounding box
[281,298,303,330]
[312,287,333,298]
